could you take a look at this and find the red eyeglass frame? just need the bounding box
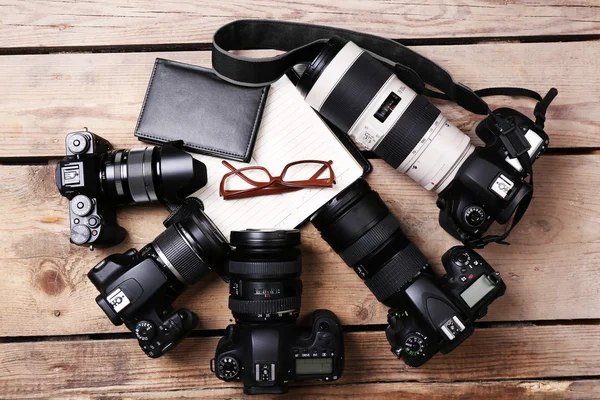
[219,160,335,200]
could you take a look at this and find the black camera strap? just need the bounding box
[465,88,557,248]
[212,19,491,115]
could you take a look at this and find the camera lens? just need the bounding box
[297,38,474,194]
[152,201,229,286]
[227,229,302,322]
[101,145,207,205]
[312,179,427,303]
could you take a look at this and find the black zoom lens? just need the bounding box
[312,179,428,304]
[151,201,229,286]
[101,145,207,205]
[228,230,302,322]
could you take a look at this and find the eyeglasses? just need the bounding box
[219,160,335,200]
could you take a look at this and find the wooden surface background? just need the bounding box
[1,1,599,399]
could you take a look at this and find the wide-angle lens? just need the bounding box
[227,229,302,322]
[152,200,229,285]
[101,145,207,204]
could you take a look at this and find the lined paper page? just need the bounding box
[190,76,363,239]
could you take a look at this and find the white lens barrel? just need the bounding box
[305,42,364,111]
[398,115,475,193]
[303,41,474,194]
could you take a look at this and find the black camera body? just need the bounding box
[312,179,506,367]
[56,131,125,247]
[213,310,344,394]
[88,198,229,357]
[385,246,506,367]
[56,130,207,247]
[212,229,344,394]
[438,108,549,245]
[89,248,197,358]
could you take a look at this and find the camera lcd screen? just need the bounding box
[295,358,333,375]
[461,275,495,308]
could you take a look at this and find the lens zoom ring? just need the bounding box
[364,243,428,302]
[228,260,302,277]
[375,95,441,168]
[153,225,210,285]
[319,52,391,133]
[339,213,401,266]
[229,296,301,316]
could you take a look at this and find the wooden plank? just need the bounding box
[32,381,600,400]
[1,326,600,398]
[0,156,598,336]
[1,0,599,48]
[0,41,597,159]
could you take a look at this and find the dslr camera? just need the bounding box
[56,130,207,247]
[297,37,554,247]
[385,246,505,366]
[211,230,344,394]
[312,179,505,366]
[88,198,229,357]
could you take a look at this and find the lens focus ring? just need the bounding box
[153,224,210,285]
[228,296,301,316]
[228,260,301,278]
[339,212,400,266]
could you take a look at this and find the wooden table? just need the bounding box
[1,1,600,399]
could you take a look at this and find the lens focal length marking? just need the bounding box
[397,114,474,193]
[347,76,417,151]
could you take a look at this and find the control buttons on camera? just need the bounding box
[319,321,330,331]
[71,195,93,216]
[452,251,471,267]
[218,357,240,380]
[87,216,100,228]
[70,224,91,245]
[403,333,427,357]
[135,321,156,342]
[463,206,486,228]
[67,132,90,154]
[459,276,468,283]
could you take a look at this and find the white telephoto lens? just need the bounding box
[304,41,474,194]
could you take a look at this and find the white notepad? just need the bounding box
[190,76,364,239]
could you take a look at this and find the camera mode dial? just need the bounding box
[463,206,486,228]
[135,320,156,342]
[403,332,427,357]
[218,356,240,380]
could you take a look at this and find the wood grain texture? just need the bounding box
[23,381,599,400]
[1,326,600,398]
[0,156,598,336]
[1,0,600,48]
[0,40,597,159]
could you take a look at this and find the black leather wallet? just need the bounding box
[135,58,269,162]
